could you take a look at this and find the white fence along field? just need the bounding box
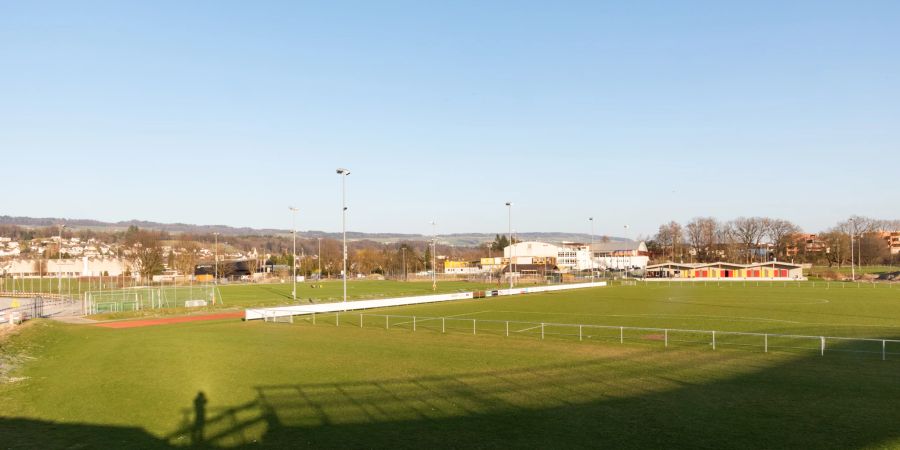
[282,312,900,362]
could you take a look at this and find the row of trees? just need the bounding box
[121,226,499,280]
[653,217,801,264]
[1,223,499,280]
[651,216,899,266]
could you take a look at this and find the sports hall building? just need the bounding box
[645,261,804,280]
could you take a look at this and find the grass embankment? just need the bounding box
[0,315,898,448]
[1,283,898,448]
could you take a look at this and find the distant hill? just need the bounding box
[0,215,629,246]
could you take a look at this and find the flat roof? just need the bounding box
[647,261,802,270]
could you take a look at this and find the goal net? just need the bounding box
[83,284,219,314]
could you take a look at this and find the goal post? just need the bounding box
[83,285,218,313]
[154,284,218,308]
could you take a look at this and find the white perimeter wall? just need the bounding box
[245,281,607,320]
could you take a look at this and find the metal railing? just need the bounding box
[265,311,900,361]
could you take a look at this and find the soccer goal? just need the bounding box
[83,284,220,314]
[83,288,161,314]
[158,284,219,308]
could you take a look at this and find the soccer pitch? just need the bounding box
[1,282,899,448]
[362,281,900,338]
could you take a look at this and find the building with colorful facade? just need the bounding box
[645,261,804,280]
[880,231,900,255]
[443,260,485,275]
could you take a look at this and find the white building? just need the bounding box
[590,241,650,271]
[503,241,560,259]
[0,257,132,278]
[503,240,649,272]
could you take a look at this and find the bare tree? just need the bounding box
[859,233,888,265]
[174,240,200,278]
[126,228,165,281]
[765,219,801,261]
[820,229,849,267]
[32,258,47,277]
[730,217,768,263]
[655,221,684,262]
[686,217,718,262]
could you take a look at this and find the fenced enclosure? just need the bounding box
[83,284,220,314]
[262,311,900,361]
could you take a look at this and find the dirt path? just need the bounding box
[93,312,243,329]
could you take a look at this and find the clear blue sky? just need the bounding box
[2,1,898,238]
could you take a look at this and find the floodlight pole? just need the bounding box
[506,202,513,290]
[317,237,322,280]
[57,224,65,294]
[401,246,407,282]
[213,232,219,285]
[430,220,437,291]
[289,207,298,301]
[849,218,855,281]
[589,217,594,284]
[337,168,350,303]
[623,224,630,278]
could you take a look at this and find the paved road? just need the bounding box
[0,297,33,310]
[1,296,83,320]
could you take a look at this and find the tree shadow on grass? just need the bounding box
[2,341,899,449]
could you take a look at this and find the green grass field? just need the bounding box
[807,265,898,277]
[216,279,500,307]
[85,280,503,319]
[2,278,502,307]
[2,282,899,448]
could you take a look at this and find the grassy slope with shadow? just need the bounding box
[1,318,899,449]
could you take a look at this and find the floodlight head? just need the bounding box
[289,206,298,212]
[336,168,350,175]
[589,217,593,221]
[505,202,512,206]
